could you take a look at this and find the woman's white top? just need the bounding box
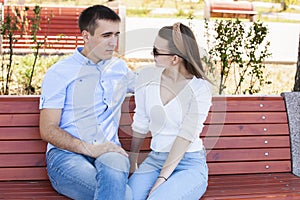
[132,66,212,152]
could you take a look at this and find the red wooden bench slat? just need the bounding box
[0,102,39,113]
[207,173,300,184]
[118,126,132,138]
[0,95,135,114]
[206,112,288,124]
[212,100,286,112]
[120,138,152,152]
[122,96,286,113]
[0,141,46,153]
[3,38,83,44]
[209,178,300,192]
[203,189,300,199]
[0,114,39,127]
[212,96,285,101]
[0,96,284,113]
[0,181,68,199]
[0,97,39,111]
[0,167,48,181]
[119,112,134,125]
[121,136,290,151]
[0,154,45,167]
[202,124,289,137]
[1,35,82,41]
[210,0,254,11]
[119,112,288,126]
[203,173,300,199]
[203,136,290,149]
[0,127,40,139]
[121,95,135,113]
[118,123,289,138]
[211,9,258,15]
[206,148,291,162]
[0,181,51,188]
[208,161,291,175]
[2,44,78,50]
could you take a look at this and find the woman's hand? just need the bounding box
[129,152,139,174]
[148,177,166,197]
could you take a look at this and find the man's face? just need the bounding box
[84,19,120,62]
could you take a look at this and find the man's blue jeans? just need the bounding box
[46,148,132,200]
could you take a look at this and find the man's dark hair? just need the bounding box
[78,5,121,35]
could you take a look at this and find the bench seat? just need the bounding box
[0,181,68,199]
[203,173,300,199]
[1,173,299,199]
[0,95,300,199]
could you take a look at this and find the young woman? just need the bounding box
[128,22,212,200]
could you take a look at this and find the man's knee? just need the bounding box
[95,152,129,172]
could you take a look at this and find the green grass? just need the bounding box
[0,54,68,95]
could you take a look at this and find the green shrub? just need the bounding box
[203,19,272,94]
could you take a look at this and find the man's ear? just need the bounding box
[82,30,90,42]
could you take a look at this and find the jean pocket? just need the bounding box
[46,148,62,166]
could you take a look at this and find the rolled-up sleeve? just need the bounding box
[178,81,212,141]
[131,68,153,134]
[39,69,67,109]
[126,69,137,94]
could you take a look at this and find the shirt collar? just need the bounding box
[73,47,109,67]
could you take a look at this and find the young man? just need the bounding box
[39,5,135,200]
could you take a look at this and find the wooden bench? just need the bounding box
[204,0,258,22]
[1,95,300,199]
[0,5,125,54]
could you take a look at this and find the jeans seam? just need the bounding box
[48,163,95,194]
[178,181,207,200]
[178,163,208,200]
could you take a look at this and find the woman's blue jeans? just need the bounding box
[46,148,132,200]
[128,150,208,200]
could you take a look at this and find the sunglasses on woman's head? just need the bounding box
[152,47,176,57]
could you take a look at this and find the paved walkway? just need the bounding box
[149,2,300,21]
[123,17,300,64]
[122,2,300,63]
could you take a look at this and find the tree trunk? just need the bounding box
[281,0,287,11]
[293,33,300,91]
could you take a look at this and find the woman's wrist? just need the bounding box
[157,175,168,181]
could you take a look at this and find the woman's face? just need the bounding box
[153,36,174,67]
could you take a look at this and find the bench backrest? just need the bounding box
[209,0,255,11]
[0,95,290,181]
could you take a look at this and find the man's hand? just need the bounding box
[86,142,128,158]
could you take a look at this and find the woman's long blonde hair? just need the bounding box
[158,22,209,81]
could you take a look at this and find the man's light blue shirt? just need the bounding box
[39,47,136,152]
